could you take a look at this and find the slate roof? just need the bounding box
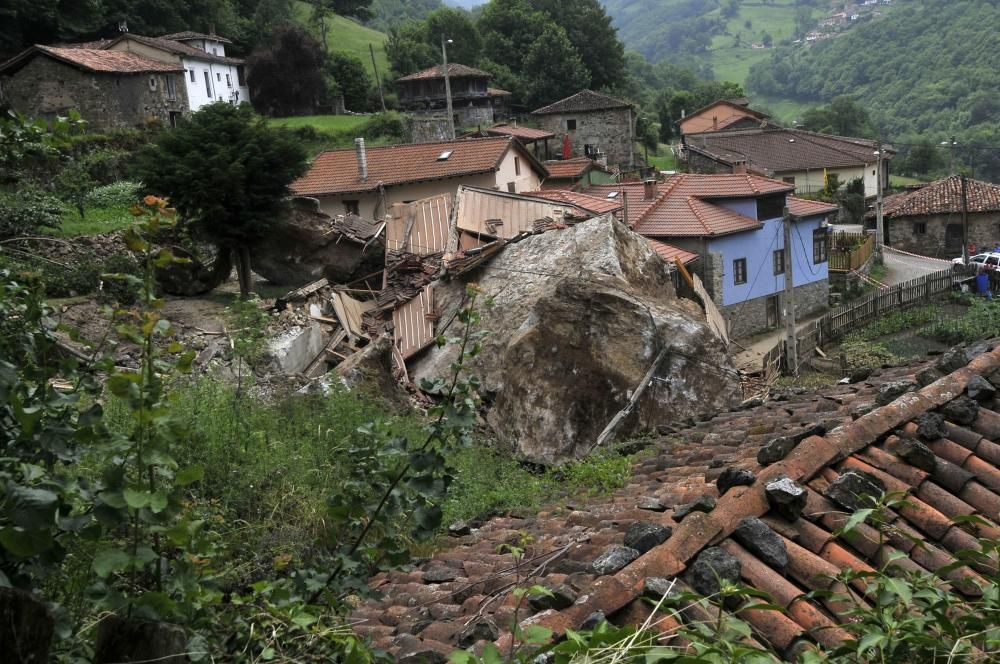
[397,64,491,82]
[522,189,624,216]
[349,343,1000,661]
[882,176,1000,219]
[0,45,185,75]
[646,238,699,265]
[291,137,547,196]
[685,128,891,174]
[532,89,634,115]
[585,174,794,238]
[104,34,244,65]
[160,31,233,44]
[787,197,839,218]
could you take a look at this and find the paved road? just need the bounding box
[882,248,951,286]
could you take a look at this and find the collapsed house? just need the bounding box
[272,186,742,464]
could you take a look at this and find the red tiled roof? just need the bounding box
[160,31,233,44]
[522,189,623,215]
[397,63,491,82]
[532,89,634,115]
[685,127,891,173]
[350,344,1000,660]
[585,174,794,237]
[681,98,770,123]
[482,124,554,141]
[291,137,544,196]
[646,238,698,264]
[787,196,838,218]
[543,157,596,179]
[883,175,1000,218]
[0,44,185,75]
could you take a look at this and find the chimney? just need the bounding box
[643,178,658,200]
[595,151,608,169]
[712,115,718,130]
[355,137,368,182]
[680,108,686,118]
[732,159,747,174]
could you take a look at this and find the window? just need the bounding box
[217,72,222,82]
[344,200,359,215]
[813,228,828,264]
[169,111,182,128]
[773,248,785,275]
[566,118,577,131]
[733,258,748,285]
[437,150,453,161]
[212,47,218,55]
[514,156,521,176]
[914,222,927,235]
[148,76,158,91]
[782,176,796,185]
[237,66,246,86]
[756,194,785,221]
[166,75,176,100]
[987,256,1000,267]
[507,182,516,193]
[226,73,232,88]
[203,71,211,97]
[188,69,195,82]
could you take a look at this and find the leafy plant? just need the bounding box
[86,181,144,209]
[0,185,64,239]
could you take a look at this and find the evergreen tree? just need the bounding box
[328,50,372,112]
[522,24,589,110]
[246,25,328,116]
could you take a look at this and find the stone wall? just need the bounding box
[534,107,634,169]
[0,56,188,131]
[722,279,829,339]
[684,148,731,175]
[886,211,1000,258]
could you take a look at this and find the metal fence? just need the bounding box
[763,264,997,374]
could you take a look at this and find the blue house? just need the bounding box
[586,175,837,338]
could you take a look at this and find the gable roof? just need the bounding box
[532,89,634,115]
[646,238,699,264]
[586,174,794,237]
[882,176,1000,219]
[679,99,770,125]
[160,31,233,44]
[787,196,839,218]
[104,33,243,66]
[290,137,548,197]
[0,44,185,76]
[685,127,891,174]
[543,157,601,180]
[349,344,1000,660]
[397,63,491,82]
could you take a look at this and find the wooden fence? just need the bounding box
[763,264,993,374]
[829,232,874,273]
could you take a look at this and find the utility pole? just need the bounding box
[874,146,884,255]
[441,35,455,140]
[782,206,798,377]
[960,174,970,264]
[369,44,386,112]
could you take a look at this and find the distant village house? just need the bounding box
[397,64,509,130]
[532,90,637,171]
[290,136,547,221]
[677,98,770,136]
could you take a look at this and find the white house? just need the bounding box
[105,31,249,110]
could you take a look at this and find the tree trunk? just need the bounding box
[235,245,254,299]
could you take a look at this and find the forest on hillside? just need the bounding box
[746,0,1000,179]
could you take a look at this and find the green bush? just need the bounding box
[86,181,143,208]
[0,186,64,239]
[920,298,1000,344]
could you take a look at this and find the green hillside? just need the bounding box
[291,0,390,78]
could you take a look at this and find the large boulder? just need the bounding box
[252,199,384,286]
[409,215,740,464]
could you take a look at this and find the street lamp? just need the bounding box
[441,36,455,140]
[874,148,883,254]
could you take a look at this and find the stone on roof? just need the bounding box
[532,89,634,115]
[883,175,1000,218]
[350,341,1000,660]
[396,63,491,82]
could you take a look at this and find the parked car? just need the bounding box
[952,252,1000,269]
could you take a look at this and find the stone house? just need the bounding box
[531,90,636,170]
[882,176,1000,258]
[683,126,892,199]
[290,136,548,221]
[397,64,508,129]
[0,44,188,130]
[677,98,770,136]
[586,175,837,338]
[103,32,250,109]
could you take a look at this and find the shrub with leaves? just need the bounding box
[0,186,64,239]
[85,181,143,209]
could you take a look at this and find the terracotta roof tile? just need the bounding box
[532,89,634,115]
[645,238,699,265]
[291,137,536,196]
[685,127,890,174]
[883,176,1000,218]
[397,63,491,82]
[351,344,1000,660]
[787,196,838,217]
[520,189,623,215]
[479,124,553,141]
[2,45,185,74]
[543,157,597,179]
[585,174,793,237]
